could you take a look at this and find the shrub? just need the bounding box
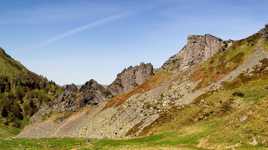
[232,91,245,97]
[22,90,51,117]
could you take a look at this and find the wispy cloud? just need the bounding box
[31,12,130,49]
[24,2,163,50]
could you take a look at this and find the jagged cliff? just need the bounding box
[17,25,268,144]
[108,63,154,95]
[28,63,154,123]
[162,34,226,71]
[79,79,112,106]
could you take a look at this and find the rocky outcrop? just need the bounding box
[54,63,154,110]
[29,63,154,123]
[29,84,79,123]
[53,79,113,110]
[52,84,79,112]
[30,81,112,122]
[78,79,112,107]
[50,80,112,112]
[55,63,154,109]
[162,34,225,71]
[108,63,154,95]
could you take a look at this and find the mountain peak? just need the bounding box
[187,34,222,43]
[162,34,225,71]
[80,79,105,93]
[108,63,154,95]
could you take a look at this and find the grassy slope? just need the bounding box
[135,37,268,149]
[138,78,268,149]
[0,48,63,132]
[0,123,20,138]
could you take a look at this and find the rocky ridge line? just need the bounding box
[162,34,226,71]
[108,63,154,95]
[30,63,154,122]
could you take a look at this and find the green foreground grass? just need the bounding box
[1,118,267,150]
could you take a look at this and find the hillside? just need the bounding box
[0,48,30,77]
[0,48,63,129]
[0,24,267,150]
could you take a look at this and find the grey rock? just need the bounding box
[54,79,113,111]
[64,84,78,92]
[162,34,225,71]
[79,79,112,106]
[52,84,79,112]
[108,63,154,95]
[30,63,154,122]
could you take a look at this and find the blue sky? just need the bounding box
[0,0,267,85]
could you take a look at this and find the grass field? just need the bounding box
[1,121,267,150]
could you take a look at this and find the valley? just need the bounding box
[0,25,267,150]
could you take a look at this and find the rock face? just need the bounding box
[53,80,112,111]
[162,34,225,71]
[30,84,79,123]
[108,63,154,95]
[30,80,112,122]
[52,63,154,111]
[56,63,154,109]
[29,63,154,123]
[52,84,79,112]
[78,79,112,106]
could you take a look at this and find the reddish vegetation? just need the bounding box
[191,60,238,89]
[104,71,171,109]
[191,37,256,89]
[191,66,206,82]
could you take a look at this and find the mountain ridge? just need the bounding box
[0,24,267,149]
[16,25,268,142]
